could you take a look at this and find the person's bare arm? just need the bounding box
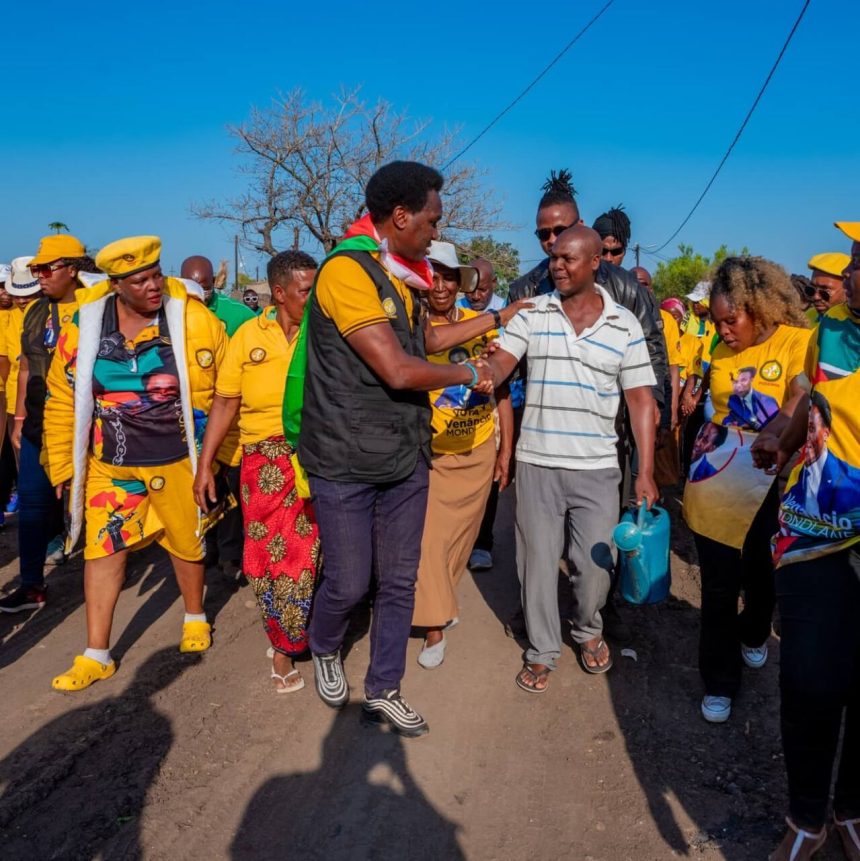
[494,384,514,490]
[484,349,521,390]
[751,390,810,473]
[669,365,681,429]
[625,385,658,507]
[346,322,491,391]
[193,395,241,510]
[423,299,533,353]
[10,355,28,452]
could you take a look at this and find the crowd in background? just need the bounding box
[0,161,857,861]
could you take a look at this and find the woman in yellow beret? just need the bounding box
[42,236,234,691]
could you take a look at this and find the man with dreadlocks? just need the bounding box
[593,205,631,268]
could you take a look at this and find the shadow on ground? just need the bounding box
[232,705,464,861]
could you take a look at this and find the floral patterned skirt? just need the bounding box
[240,436,320,655]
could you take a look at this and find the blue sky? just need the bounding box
[1,0,856,280]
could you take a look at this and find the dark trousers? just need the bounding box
[0,428,17,511]
[473,481,499,553]
[693,482,779,698]
[308,460,429,698]
[18,437,64,589]
[210,463,243,564]
[778,547,860,831]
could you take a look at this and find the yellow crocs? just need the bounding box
[52,655,116,692]
[179,620,212,653]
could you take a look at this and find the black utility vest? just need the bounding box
[298,250,431,483]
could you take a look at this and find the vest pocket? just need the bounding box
[348,408,403,476]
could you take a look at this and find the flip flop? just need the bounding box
[579,638,613,675]
[272,667,305,694]
[515,663,550,693]
[835,815,860,861]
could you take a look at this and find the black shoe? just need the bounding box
[601,597,632,643]
[311,651,349,708]
[362,690,429,737]
[0,587,47,613]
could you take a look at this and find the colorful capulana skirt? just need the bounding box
[240,436,320,655]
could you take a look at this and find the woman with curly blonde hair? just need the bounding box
[195,251,320,694]
[682,256,812,724]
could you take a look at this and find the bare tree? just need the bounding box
[193,87,509,256]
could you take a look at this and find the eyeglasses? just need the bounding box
[30,262,68,278]
[803,284,834,301]
[601,245,625,258]
[534,224,574,242]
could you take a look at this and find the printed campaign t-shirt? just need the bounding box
[427,306,497,456]
[92,310,186,467]
[775,305,860,566]
[216,307,298,446]
[683,324,812,548]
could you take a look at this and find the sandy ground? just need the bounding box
[0,486,848,860]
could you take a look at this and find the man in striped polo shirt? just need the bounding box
[485,226,658,692]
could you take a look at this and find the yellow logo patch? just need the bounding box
[249,348,266,363]
[382,297,397,319]
[196,349,214,368]
[760,360,782,382]
[149,476,166,491]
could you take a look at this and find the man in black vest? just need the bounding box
[299,161,491,737]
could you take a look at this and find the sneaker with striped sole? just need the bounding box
[362,689,429,737]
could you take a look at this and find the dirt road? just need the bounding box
[0,489,845,860]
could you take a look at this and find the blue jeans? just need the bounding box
[308,459,429,697]
[18,437,64,589]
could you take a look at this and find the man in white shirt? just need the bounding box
[484,226,658,691]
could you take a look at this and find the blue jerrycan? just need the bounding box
[613,500,671,605]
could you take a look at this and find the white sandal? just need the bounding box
[835,815,860,860]
[771,817,827,861]
[271,667,304,694]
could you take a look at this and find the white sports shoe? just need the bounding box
[741,643,768,669]
[701,695,732,723]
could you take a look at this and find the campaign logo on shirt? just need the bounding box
[196,349,214,368]
[760,360,782,382]
[382,297,397,319]
[249,348,266,363]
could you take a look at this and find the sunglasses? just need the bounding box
[601,245,625,258]
[803,284,834,301]
[30,262,68,278]
[534,224,574,242]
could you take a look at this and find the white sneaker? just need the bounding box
[701,695,732,723]
[741,643,768,669]
[45,536,66,566]
[468,549,493,571]
[417,635,447,669]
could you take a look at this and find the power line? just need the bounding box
[442,1,615,171]
[648,0,811,254]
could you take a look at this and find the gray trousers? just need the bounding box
[515,462,621,669]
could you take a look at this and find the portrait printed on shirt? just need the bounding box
[775,389,860,565]
[433,345,490,412]
[723,366,780,430]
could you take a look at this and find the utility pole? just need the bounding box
[634,243,640,267]
[233,235,239,294]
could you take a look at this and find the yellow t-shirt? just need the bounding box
[709,324,812,430]
[314,253,414,338]
[660,309,683,368]
[678,332,703,382]
[215,307,297,445]
[427,306,497,456]
[0,307,27,408]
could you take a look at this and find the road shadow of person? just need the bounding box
[231,705,465,861]
[604,592,789,860]
[0,646,199,860]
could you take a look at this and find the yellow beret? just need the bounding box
[96,236,161,279]
[807,252,850,279]
[835,222,860,242]
[30,234,87,266]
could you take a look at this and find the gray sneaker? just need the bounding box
[311,651,349,708]
[362,689,429,737]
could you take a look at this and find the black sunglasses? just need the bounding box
[803,284,833,301]
[601,245,625,257]
[535,224,574,242]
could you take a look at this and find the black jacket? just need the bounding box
[508,259,667,407]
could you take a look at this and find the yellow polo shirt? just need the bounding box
[314,253,414,337]
[660,309,683,368]
[215,307,297,445]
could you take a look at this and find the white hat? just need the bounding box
[685,280,711,303]
[0,264,9,286]
[427,241,479,293]
[6,257,41,297]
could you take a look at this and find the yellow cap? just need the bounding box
[807,252,850,278]
[835,222,860,242]
[96,236,161,279]
[30,234,87,266]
